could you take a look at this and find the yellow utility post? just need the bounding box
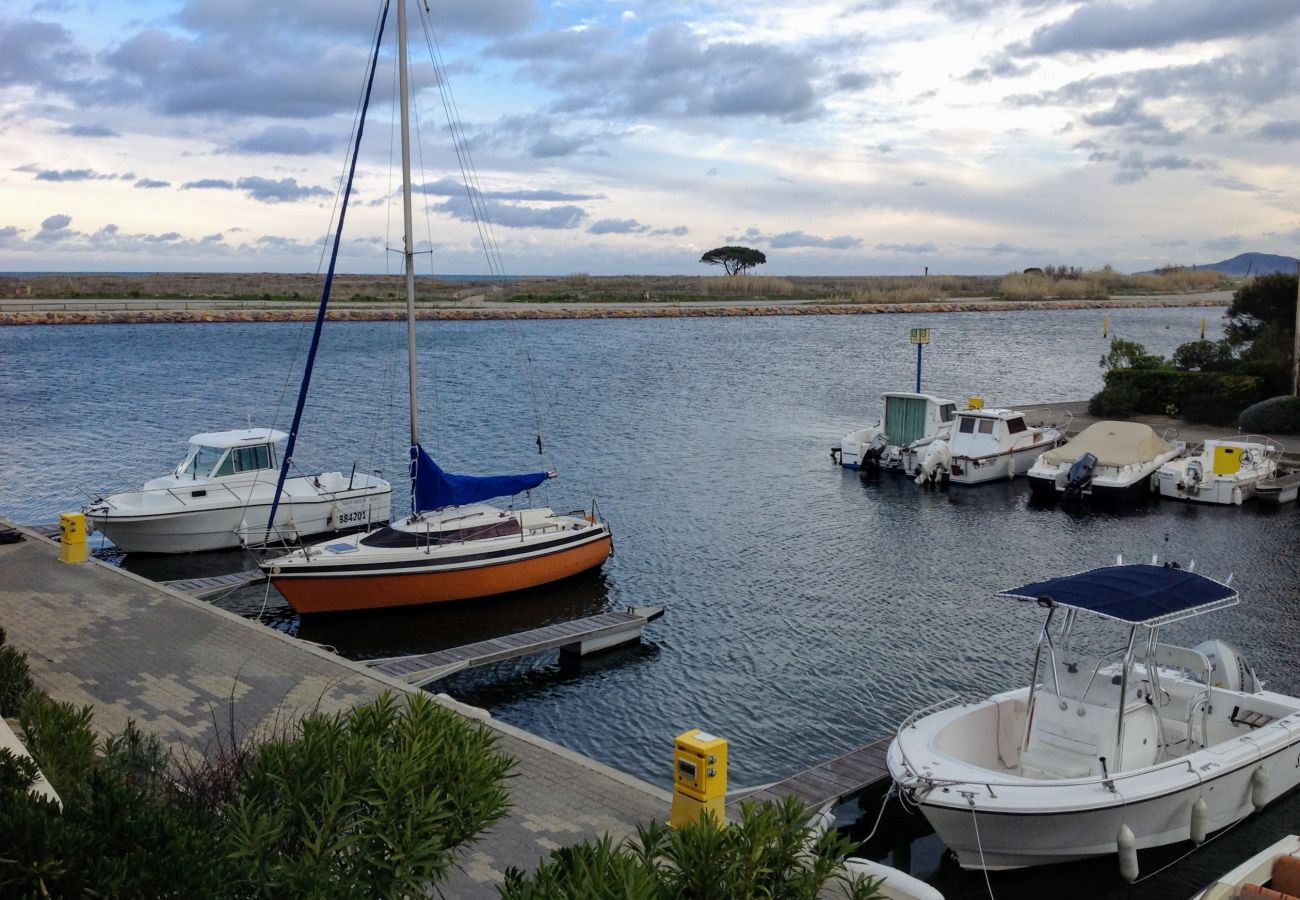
[967,396,984,410]
[669,729,727,828]
[59,512,88,564]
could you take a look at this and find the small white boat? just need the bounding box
[1256,470,1300,506]
[1156,436,1282,505]
[84,429,391,554]
[888,563,1300,877]
[1193,833,1300,899]
[1026,421,1185,503]
[806,805,944,900]
[914,406,1066,486]
[833,393,959,473]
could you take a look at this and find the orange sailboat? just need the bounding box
[258,0,611,613]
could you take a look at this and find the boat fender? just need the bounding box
[1251,766,1269,811]
[1190,797,1208,844]
[1117,824,1138,883]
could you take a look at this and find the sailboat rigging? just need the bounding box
[259,0,613,614]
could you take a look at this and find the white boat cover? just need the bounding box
[1039,421,1173,467]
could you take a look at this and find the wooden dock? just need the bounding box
[732,738,891,812]
[366,606,665,687]
[160,569,266,599]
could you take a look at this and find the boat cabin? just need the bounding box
[951,408,1034,453]
[880,392,957,446]
[173,429,287,481]
[1001,565,1242,779]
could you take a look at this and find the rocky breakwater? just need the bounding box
[0,295,1225,326]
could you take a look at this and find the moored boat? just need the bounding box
[1156,436,1282,505]
[84,428,390,553]
[888,563,1300,876]
[1193,834,1300,899]
[832,392,959,473]
[1026,421,1184,503]
[914,405,1067,485]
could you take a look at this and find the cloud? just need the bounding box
[235,176,332,203]
[588,218,650,235]
[29,167,117,182]
[1256,120,1300,142]
[434,195,586,229]
[876,241,938,253]
[652,225,690,237]
[134,178,171,189]
[35,213,74,242]
[1012,0,1300,56]
[177,0,533,39]
[769,231,862,250]
[964,240,1048,255]
[227,125,337,155]
[416,178,602,202]
[834,70,893,91]
[0,225,22,245]
[60,123,118,137]
[961,57,1037,84]
[0,18,85,91]
[1203,234,1243,252]
[181,178,236,190]
[1080,96,1182,144]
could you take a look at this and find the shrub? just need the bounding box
[1089,383,1138,418]
[500,795,884,900]
[0,644,33,717]
[1100,368,1268,424]
[1239,395,1300,434]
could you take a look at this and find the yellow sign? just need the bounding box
[910,327,930,345]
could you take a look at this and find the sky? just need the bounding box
[2,0,1299,276]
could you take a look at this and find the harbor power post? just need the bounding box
[59,512,88,564]
[670,729,727,827]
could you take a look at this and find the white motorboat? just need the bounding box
[1193,833,1300,899]
[84,429,391,554]
[1026,421,1185,503]
[914,405,1066,486]
[1156,436,1283,505]
[832,393,959,473]
[258,0,611,613]
[888,563,1300,877]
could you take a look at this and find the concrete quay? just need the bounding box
[0,519,670,898]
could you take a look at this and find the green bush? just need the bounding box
[1089,383,1139,417]
[1098,368,1268,423]
[0,645,33,717]
[1239,395,1300,434]
[500,795,883,900]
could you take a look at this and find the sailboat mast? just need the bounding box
[397,0,419,447]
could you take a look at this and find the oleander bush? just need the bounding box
[0,626,34,717]
[1239,395,1300,434]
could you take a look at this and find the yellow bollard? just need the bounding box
[1201,317,1206,339]
[1103,315,1109,337]
[669,729,727,828]
[58,512,88,564]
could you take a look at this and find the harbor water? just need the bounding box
[3,304,1298,897]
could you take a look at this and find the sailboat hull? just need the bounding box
[269,530,612,613]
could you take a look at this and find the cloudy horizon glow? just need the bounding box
[2,0,1299,276]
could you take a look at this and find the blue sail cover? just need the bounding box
[997,564,1238,626]
[411,444,548,512]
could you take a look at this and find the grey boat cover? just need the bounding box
[1040,421,1174,467]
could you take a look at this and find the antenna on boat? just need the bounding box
[1116,553,1124,565]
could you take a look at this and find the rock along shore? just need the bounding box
[0,294,1226,326]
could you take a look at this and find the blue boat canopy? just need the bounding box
[997,564,1238,626]
[411,444,549,513]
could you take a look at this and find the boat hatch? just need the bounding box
[998,564,1238,626]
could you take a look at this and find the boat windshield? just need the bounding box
[180,445,227,479]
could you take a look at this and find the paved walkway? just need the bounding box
[0,521,670,898]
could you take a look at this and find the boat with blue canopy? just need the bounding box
[257,0,611,613]
[888,562,1300,877]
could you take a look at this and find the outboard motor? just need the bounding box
[914,440,951,486]
[1063,451,1097,501]
[1194,639,1262,693]
[861,432,889,471]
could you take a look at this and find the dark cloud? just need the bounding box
[60,123,118,137]
[588,218,649,235]
[178,0,533,39]
[0,225,22,245]
[769,231,862,250]
[434,195,586,230]
[652,225,690,237]
[961,57,1037,84]
[0,18,85,91]
[1256,120,1300,142]
[491,22,822,123]
[134,178,171,189]
[876,241,938,253]
[36,214,74,242]
[416,178,602,202]
[30,167,116,182]
[1081,96,1182,145]
[235,176,332,203]
[1012,0,1300,56]
[227,125,337,155]
[471,112,610,160]
[1090,149,1214,184]
[835,71,892,91]
[181,178,236,190]
[932,0,1059,20]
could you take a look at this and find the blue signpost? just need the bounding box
[910,327,930,392]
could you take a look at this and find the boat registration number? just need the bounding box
[337,510,369,525]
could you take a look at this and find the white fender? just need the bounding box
[1190,797,1207,845]
[844,858,945,900]
[1251,766,1269,811]
[1117,824,1138,883]
[915,440,951,485]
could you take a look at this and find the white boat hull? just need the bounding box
[949,438,1060,485]
[87,473,390,553]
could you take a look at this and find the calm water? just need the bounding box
[3,306,1298,897]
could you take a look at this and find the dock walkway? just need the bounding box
[732,739,891,812]
[0,521,669,898]
[368,607,664,686]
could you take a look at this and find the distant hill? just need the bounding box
[1157,252,1299,276]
